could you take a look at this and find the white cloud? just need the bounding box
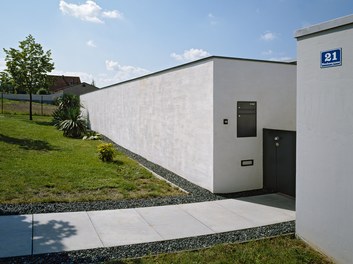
[105,60,119,71]
[104,60,150,84]
[262,49,273,56]
[261,31,277,41]
[208,13,218,25]
[102,10,123,19]
[59,0,123,24]
[171,48,210,62]
[86,40,97,48]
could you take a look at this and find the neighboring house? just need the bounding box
[81,56,296,194]
[295,14,353,264]
[62,82,99,96]
[48,75,81,93]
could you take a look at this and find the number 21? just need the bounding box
[325,52,337,62]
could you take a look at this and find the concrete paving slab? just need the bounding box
[0,215,32,258]
[33,212,103,254]
[88,209,163,247]
[238,193,295,211]
[136,205,214,239]
[216,194,295,226]
[179,201,256,233]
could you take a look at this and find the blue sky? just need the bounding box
[0,0,353,88]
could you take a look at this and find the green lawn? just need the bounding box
[113,235,333,264]
[0,98,56,116]
[0,114,183,204]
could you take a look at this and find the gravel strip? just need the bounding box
[1,221,295,264]
[0,136,272,215]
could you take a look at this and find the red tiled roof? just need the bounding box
[48,75,81,93]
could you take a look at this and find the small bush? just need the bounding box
[58,108,87,138]
[52,94,81,127]
[98,143,115,162]
[37,88,48,95]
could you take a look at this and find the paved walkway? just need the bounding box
[0,193,295,259]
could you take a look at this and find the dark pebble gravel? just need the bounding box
[0,135,286,263]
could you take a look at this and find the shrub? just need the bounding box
[83,130,101,140]
[57,108,87,138]
[37,88,48,95]
[98,143,115,162]
[52,94,82,127]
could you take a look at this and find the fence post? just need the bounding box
[1,90,3,114]
[41,95,43,115]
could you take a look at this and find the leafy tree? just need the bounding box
[3,35,54,120]
[0,71,14,93]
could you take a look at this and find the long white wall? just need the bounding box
[81,61,215,191]
[213,58,296,193]
[296,17,353,263]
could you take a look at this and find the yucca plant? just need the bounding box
[52,94,82,127]
[58,107,87,138]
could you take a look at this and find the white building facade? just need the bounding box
[296,15,353,263]
[81,56,296,193]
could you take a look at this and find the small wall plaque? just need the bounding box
[241,159,254,167]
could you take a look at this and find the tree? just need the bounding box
[3,35,54,120]
[0,71,14,93]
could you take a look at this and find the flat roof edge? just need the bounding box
[295,14,353,38]
[101,56,296,90]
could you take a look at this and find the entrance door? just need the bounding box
[263,129,296,197]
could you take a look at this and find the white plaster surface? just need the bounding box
[82,57,296,193]
[82,61,214,191]
[213,58,296,193]
[296,18,353,264]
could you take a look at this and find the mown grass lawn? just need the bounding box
[0,114,184,204]
[113,235,333,264]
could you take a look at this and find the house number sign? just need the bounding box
[321,48,342,68]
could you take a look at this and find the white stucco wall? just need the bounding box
[213,58,296,193]
[81,61,214,191]
[296,17,353,264]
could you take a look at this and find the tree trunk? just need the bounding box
[29,92,33,120]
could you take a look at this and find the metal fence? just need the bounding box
[1,92,62,104]
[1,93,59,116]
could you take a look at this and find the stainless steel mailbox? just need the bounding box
[237,101,257,137]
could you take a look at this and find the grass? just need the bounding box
[0,98,56,116]
[111,235,333,264]
[0,114,184,204]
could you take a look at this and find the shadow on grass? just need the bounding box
[112,160,124,166]
[34,120,54,127]
[0,134,60,151]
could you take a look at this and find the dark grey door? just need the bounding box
[263,129,296,197]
